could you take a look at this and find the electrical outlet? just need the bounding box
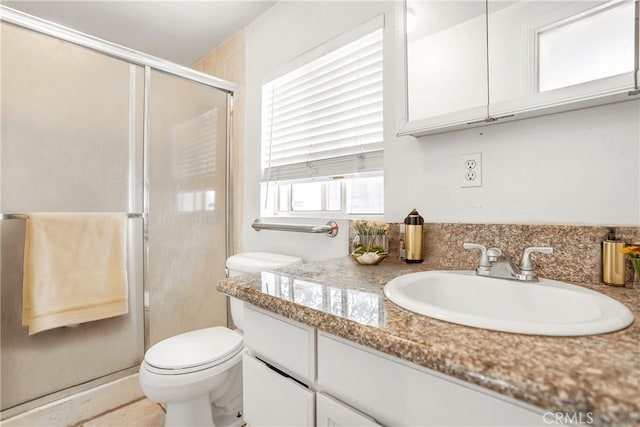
[460,152,482,188]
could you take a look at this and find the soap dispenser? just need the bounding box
[404,209,424,263]
[603,230,625,286]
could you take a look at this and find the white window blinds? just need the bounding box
[261,24,384,182]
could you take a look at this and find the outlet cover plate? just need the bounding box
[460,152,482,188]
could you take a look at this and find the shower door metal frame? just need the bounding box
[1,5,237,417]
[0,6,238,94]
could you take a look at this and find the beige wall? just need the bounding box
[193,30,246,255]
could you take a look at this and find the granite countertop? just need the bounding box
[217,256,640,426]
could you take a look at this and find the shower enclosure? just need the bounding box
[0,8,235,417]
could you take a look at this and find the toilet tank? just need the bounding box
[225,252,303,330]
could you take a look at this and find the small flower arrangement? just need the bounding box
[351,220,389,265]
[620,244,640,284]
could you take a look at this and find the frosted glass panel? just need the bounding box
[147,70,228,346]
[538,1,635,92]
[0,23,144,213]
[0,22,144,411]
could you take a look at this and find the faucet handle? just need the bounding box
[463,243,494,274]
[463,242,487,262]
[520,247,553,272]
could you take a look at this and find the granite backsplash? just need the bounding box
[350,223,640,288]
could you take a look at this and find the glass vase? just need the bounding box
[633,258,640,288]
[351,232,388,265]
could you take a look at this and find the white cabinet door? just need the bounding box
[243,353,314,427]
[244,304,316,382]
[316,393,380,427]
[317,332,545,426]
[488,0,636,117]
[401,0,488,135]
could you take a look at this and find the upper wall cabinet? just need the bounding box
[398,0,640,137]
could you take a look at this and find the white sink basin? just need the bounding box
[383,271,634,336]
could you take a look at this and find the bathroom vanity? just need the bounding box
[242,305,543,426]
[217,257,640,426]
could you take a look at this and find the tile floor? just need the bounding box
[76,398,165,427]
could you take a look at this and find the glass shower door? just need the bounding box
[146,69,229,346]
[0,22,144,411]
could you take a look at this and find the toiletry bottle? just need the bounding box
[603,230,625,286]
[404,209,424,263]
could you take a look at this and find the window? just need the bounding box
[261,16,384,217]
[289,181,341,212]
[261,174,384,217]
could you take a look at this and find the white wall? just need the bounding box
[387,99,640,225]
[242,1,394,261]
[242,1,639,260]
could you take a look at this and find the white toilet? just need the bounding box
[139,252,303,427]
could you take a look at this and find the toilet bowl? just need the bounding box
[139,327,243,427]
[139,252,303,427]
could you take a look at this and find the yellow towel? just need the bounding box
[22,213,129,335]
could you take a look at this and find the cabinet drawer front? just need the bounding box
[243,353,314,427]
[316,393,380,427]
[244,304,315,381]
[317,332,545,426]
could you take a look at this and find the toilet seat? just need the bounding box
[144,327,243,375]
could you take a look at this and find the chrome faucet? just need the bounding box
[463,243,553,282]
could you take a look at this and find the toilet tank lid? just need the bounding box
[226,252,303,273]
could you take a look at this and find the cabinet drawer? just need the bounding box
[316,393,380,427]
[317,332,545,426]
[244,304,315,381]
[243,353,314,427]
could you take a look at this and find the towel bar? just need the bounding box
[1,213,144,220]
[251,219,338,237]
